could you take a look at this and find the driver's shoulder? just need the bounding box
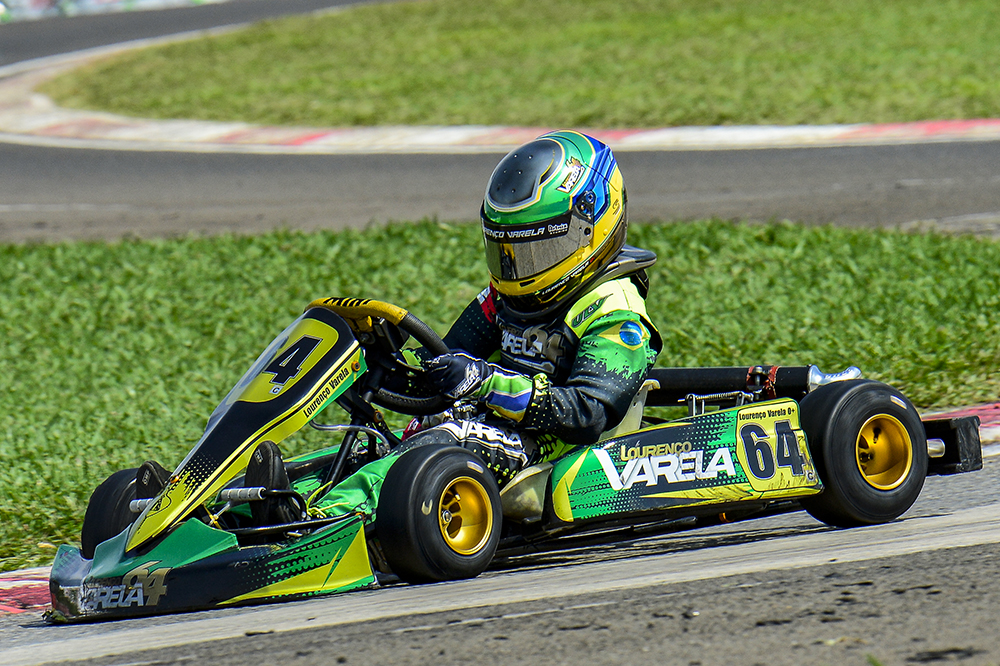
[563,278,649,336]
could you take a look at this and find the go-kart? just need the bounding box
[48,298,983,621]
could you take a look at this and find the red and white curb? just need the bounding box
[0,568,50,615]
[3,40,1000,155]
[931,402,1000,458]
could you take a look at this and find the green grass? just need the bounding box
[3,219,1000,570]
[39,0,1000,127]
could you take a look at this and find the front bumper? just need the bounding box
[49,514,375,622]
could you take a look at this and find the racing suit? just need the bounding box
[309,265,661,520]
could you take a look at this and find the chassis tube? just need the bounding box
[645,366,812,406]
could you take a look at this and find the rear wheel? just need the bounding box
[376,445,502,584]
[80,468,138,559]
[799,380,927,527]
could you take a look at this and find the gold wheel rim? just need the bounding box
[855,413,913,490]
[437,476,493,556]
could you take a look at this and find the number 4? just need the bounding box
[774,420,805,476]
[263,336,321,387]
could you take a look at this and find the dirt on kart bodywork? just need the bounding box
[47,298,984,622]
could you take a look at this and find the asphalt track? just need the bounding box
[3,459,1000,666]
[3,3,1000,665]
[5,141,1000,243]
[2,0,1000,242]
[0,0,375,67]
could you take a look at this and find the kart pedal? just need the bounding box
[245,440,302,527]
[136,460,172,499]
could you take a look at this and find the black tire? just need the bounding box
[799,380,927,527]
[376,445,502,584]
[80,468,138,559]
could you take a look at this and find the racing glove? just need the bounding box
[424,352,493,401]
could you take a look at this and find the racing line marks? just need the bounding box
[4,504,1000,665]
[391,600,620,634]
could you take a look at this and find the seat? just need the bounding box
[599,378,661,440]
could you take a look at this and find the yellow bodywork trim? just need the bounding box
[760,485,824,500]
[644,483,757,502]
[238,319,341,404]
[126,341,362,553]
[224,523,373,604]
[309,297,409,329]
[643,480,821,504]
[552,451,589,523]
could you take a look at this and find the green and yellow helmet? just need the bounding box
[481,130,627,319]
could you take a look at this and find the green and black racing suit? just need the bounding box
[308,267,661,520]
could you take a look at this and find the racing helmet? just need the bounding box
[481,130,627,319]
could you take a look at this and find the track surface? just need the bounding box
[4,4,1000,665]
[2,1,1000,242]
[2,458,999,665]
[3,141,1000,243]
[0,0,372,67]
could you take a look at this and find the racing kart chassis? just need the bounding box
[48,298,983,622]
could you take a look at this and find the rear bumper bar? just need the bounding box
[923,415,982,475]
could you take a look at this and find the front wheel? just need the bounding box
[376,445,502,584]
[799,379,927,527]
[80,468,138,559]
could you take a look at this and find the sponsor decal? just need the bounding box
[483,220,570,243]
[83,563,169,611]
[452,361,482,398]
[500,325,567,362]
[571,295,610,328]
[593,446,737,492]
[304,383,333,418]
[618,441,692,461]
[303,361,353,418]
[738,406,791,421]
[435,421,529,468]
[556,157,586,193]
[438,421,523,450]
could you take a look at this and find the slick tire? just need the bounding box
[798,380,927,527]
[80,468,139,560]
[376,445,502,584]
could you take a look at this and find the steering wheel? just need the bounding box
[307,297,451,415]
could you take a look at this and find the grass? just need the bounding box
[39,0,1000,128]
[2,219,1000,570]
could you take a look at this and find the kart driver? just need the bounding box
[251,130,662,523]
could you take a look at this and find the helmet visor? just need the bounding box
[482,210,591,281]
